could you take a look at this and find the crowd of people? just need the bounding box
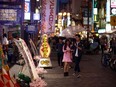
[0,32,116,79]
[50,34,116,77]
[55,34,83,77]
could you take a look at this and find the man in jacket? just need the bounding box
[73,34,83,77]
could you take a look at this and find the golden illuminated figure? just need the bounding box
[39,34,52,67]
[40,34,51,58]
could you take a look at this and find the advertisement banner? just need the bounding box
[41,0,56,34]
[24,0,30,20]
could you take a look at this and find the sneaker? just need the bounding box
[77,74,81,78]
[72,73,76,76]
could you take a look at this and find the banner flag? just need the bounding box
[41,0,57,34]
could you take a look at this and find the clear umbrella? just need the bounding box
[60,25,86,38]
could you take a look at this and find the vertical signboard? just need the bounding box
[106,0,110,22]
[111,0,116,8]
[41,0,56,34]
[111,0,116,15]
[110,0,116,26]
[24,0,30,20]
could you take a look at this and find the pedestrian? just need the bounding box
[56,38,64,68]
[110,37,116,54]
[2,33,9,59]
[73,34,83,78]
[71,39,76,62]
[7,35,14,64]
[12,33,20,64]
[62,39,72,76]
[100,35,108,55]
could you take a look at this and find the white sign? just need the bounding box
[41,0,56,34]
[111,8,116,14]
[24,13,30,20]
[33,13,40,20]
[0,9,17,21]
[111,0,116,8]
[106,0,110,22]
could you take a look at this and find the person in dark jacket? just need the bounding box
[56,38,64,67]
[73,34,83,77]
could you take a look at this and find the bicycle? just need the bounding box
[101,49,112,67]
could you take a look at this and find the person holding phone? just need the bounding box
[73,34,83,78]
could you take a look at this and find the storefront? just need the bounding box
[0,0,24,40]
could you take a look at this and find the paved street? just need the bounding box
[44,52,116,87]
[10,51,116,87]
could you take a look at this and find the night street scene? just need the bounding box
[0,0,116,87]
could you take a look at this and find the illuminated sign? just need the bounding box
[93,0,98,22]
[40,34,51,58]
[24,0,30,20]
[111,0,116,8]
[106,0,110,22]
[0,9,17,21]
[111,8,116,14]
[33,13,40,20]
[98,29,106,33]
[110,16,116,26]
[106,24,111,32]
[39,34,52,67]
[94,8,98,15]
[94,0,98,8]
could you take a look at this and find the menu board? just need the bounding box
[0,9,17,21]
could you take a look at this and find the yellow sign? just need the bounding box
[110,16,116,26]
[39,34,52,68]
[40,34,51,58]
[40,60,50,65]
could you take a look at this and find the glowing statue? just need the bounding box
[40,34,51,58]
[39,34,52,68]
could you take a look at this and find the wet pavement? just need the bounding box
[44,52,116,87]
[10,51,116,87]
